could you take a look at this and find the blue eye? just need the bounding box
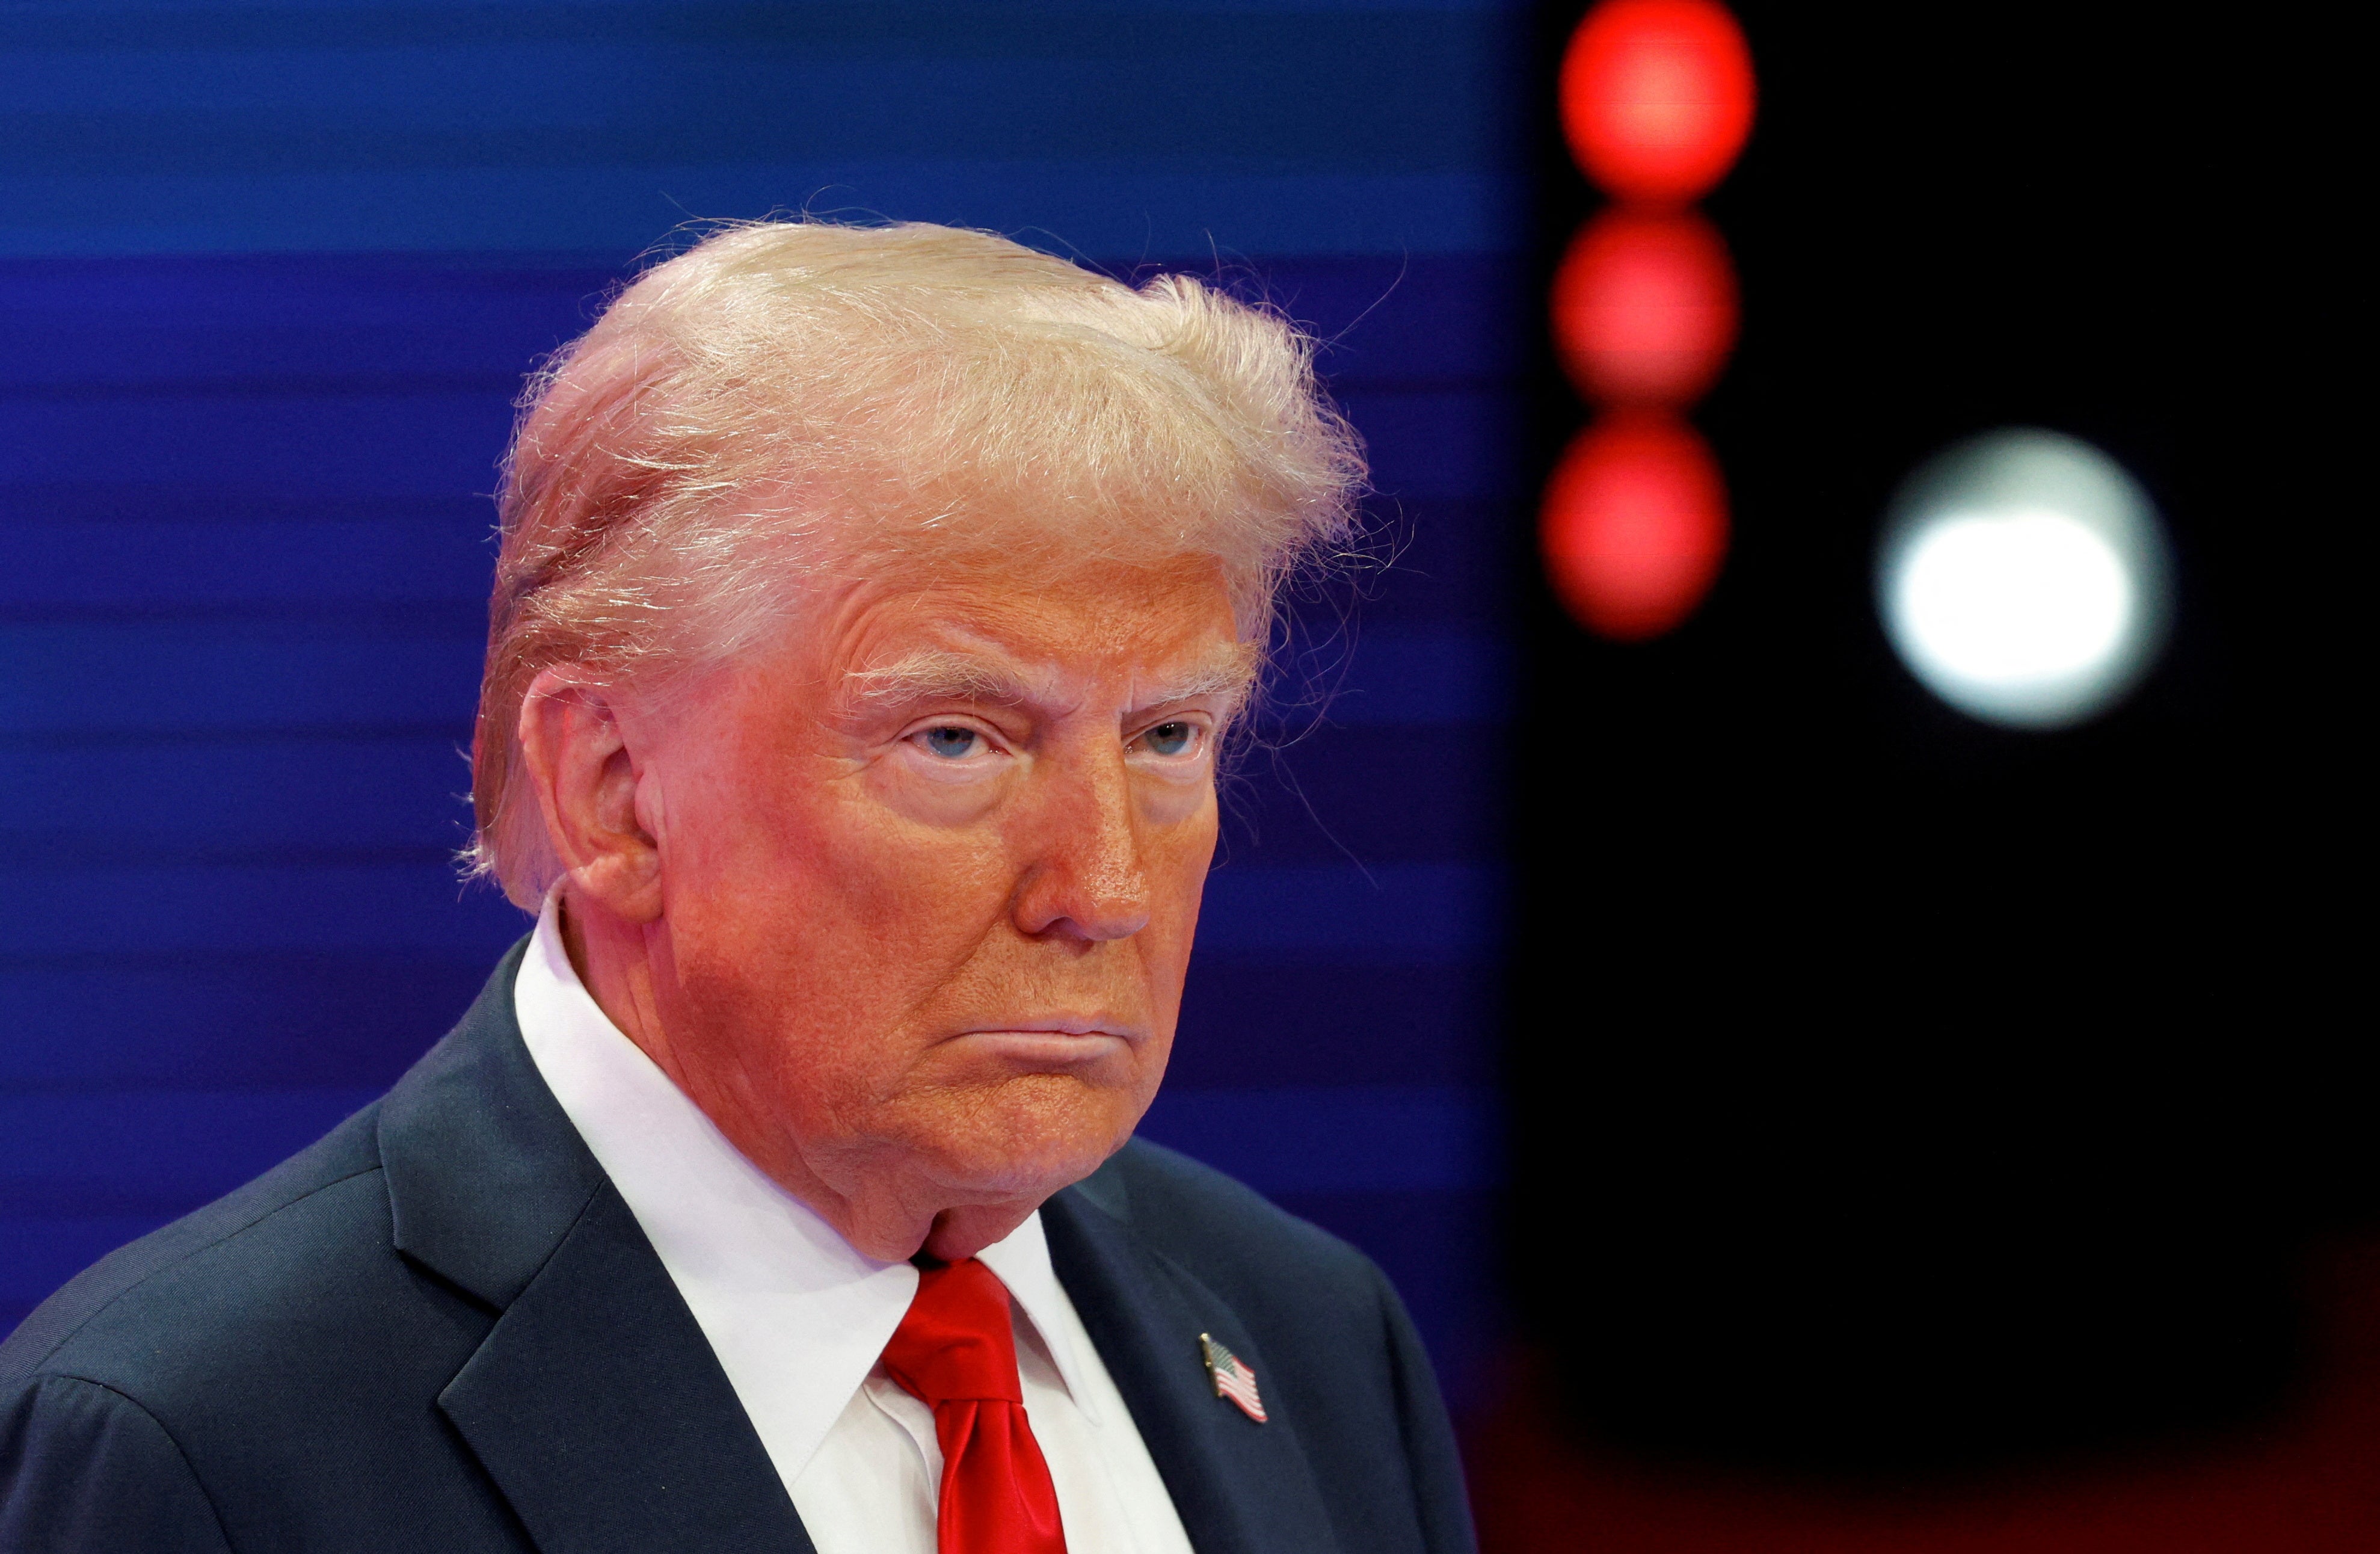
[1142,721,1196,757]
[920,726,980,759]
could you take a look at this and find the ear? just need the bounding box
[515,668,664,923]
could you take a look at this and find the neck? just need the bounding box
[556,890,672,1058]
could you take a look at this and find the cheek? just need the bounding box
[814,791,1024,945]
[672,757,1023,1019]
[1152,786,1223,891]
[672,744,920,895]
[1139,796,1221,964]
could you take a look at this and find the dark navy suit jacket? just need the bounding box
[0,942,1475,1553]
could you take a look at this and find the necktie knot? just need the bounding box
[882,1257,1027,1405]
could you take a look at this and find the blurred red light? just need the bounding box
[1540,413,1729,640]
[1550,207,1738,407]
[1559,0,1755,205]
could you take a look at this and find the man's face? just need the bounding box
[619,552,1248,1256]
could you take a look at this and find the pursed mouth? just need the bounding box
[944,1022,1142,1059]
[960,1016,1139,1040]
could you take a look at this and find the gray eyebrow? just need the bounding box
[1147,647,1263,706]
[840,651,1033,709]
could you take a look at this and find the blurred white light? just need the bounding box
[1878,429,2171,729]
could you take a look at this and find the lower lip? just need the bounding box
[953,1030,1133,1066]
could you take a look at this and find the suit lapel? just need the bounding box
[379,941,815,1554]
[1043,1168,1342,1554]
[437,1183,816,1554]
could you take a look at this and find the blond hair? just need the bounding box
[468,219,1365,906]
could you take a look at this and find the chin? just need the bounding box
[919,1078,1141,1201]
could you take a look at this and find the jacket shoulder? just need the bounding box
[0,1374,235,1554]
[0,1104,389,1395]
[1078,1136,1380,1304]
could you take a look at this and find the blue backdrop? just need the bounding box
[0,0,1526,1409]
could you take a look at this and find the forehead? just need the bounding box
[820,553,1249,688]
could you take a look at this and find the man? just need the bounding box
[0,221,1474,1553]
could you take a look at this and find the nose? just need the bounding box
[1010,739,1151,943]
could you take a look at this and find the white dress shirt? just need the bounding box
[513,893,1195,1554]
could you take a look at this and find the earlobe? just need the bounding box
[517,670,665,924]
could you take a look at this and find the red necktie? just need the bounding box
[881,1258,1069,1554]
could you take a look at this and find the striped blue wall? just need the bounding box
[0,0,1526,1408]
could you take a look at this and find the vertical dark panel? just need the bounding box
[1508,0,2358,1478]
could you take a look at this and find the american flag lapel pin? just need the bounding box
[1199,1333,1268,1423]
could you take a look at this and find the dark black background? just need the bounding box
[1507,1,2362,1477]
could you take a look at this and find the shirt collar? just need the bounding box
[975,1209,1101,1422]
[512,892,1099,1484]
